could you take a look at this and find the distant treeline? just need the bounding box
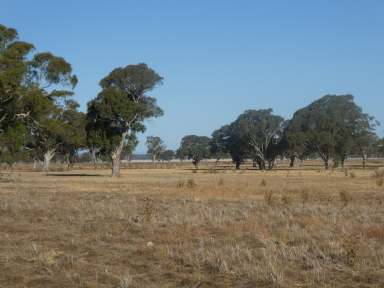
[1,24,383,176]
[176,96,383,170]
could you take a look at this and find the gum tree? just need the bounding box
[210,124,248,169]
[177,135,211,168]
[146,136,165,162]
[0,24,77,169]
[232,109,285,170]
[286,95,378,169]
[86,63,163,176]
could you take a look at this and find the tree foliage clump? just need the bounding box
[146,136,165,162]
[86,63,163,176]
[0,24,82,170]
[177,135,211,168]
[286,95,378,169]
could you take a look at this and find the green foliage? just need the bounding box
[210,124,247,169]
[123,132,139,160]
[177,135,211,167]
[232,109,285,170]
[86,63,163,175]
[56,100,87,165]
[146,136,165,161]
[0,24,78,167]
[0,123,28,164]
[159,149,175,161]
[210,109,285,169]
[286,95,379,169]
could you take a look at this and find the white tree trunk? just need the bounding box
[43,149,55,173]
[362,152,367,169]
[111,132,127,177]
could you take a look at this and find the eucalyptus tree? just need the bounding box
[286,95,378,169]
[26,54,77,171]
[146,136,165,162]
[0,24,34,163]
[159,149,175,161]
[0,24,77,168]
[210,127,230,162]
[56,100,86,167]
[0,24,34,128]
[123,132,138,162]
[177,135,211,168]
[231,109,285,170]
[210,124,248,169]
[86,63,163,176]
[377,138,384,157]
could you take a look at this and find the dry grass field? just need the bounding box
[1,163,384,287]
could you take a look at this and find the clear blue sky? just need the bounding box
[2,0,383,153]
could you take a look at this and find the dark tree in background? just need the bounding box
[286,95,379,169]
[210,127,230,162]
[231,109,285,170]
[210,110,285,170]
[86,63,163,176]
[56,100,86,168]
[177,135,211,168]
[159,149,175,161]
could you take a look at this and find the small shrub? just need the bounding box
[281,194,291,206]
[186,178,197,188]
[176,180,185,188]
[143,197,153,222]
[119,274,134,288]
[373,168,384,178]
[339,191,352,207]
[342,236,359,267]
[260,179,267,186]
[301,190,309,206]
[217,178,224,186]
[264,190,273,206]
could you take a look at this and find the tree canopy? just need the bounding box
[286,95,378,168]
[86,63,163,176]
[177,135,211,168]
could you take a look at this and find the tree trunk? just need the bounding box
[235,161,241,170]
[289,155,296,168]
[111,132,127,177]
[362,153,367,169]
[268,159,275,170]
[152,154,156,168]
[91,148,97,168]
[324,158,329,170]
[257,159,266,170]
[340,155,346,168]
[43,149,55,173]
[112,156,121,177]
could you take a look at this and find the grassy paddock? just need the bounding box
[0,163,384,287]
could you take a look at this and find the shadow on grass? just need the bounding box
[46,173,105,177]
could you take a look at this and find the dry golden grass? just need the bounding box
[0,164,384,287]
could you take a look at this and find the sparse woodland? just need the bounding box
[1,23,384,288]
[1,24,383,175]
